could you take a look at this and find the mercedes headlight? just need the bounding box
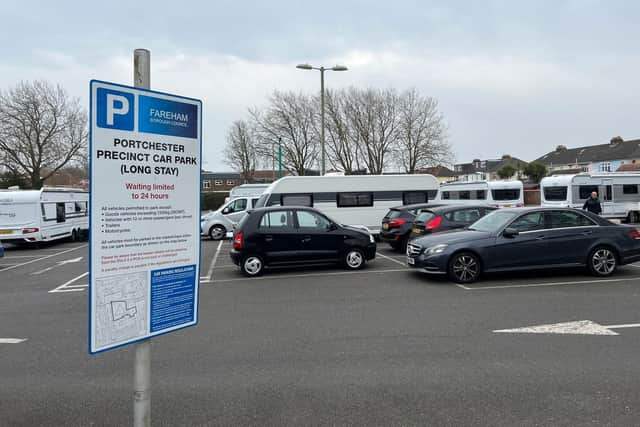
[425,244,447,255]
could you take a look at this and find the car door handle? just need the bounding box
[302,235,311,243]
[582,231,593,236]
[265,235,273,242]
[535,235,545,240]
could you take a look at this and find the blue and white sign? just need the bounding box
[89,80,202,354]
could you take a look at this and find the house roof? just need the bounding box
[534,138,640,166]
[201,172,241,180]
[455,156,528,174]
[416,165,457,177]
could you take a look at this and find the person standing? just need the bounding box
[583,191,602,215]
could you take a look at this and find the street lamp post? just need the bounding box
[296,63,348,175]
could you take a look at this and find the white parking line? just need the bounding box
[1,244,87,273]
[377,253,406,267]
[198,240,224,284]
[458,276,640,290]
[0,338,26,344]
[212,268,408,283]
[49,272,89,293]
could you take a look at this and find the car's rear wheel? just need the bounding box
[447,252,481,283]
[588,246,617,277]
[71,229,78,242]
[344,248,365,270]
[241,255,264,277]
[209,225,226,241]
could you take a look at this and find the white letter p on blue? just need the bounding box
[106,94,129,126]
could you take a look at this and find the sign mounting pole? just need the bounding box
[133,48,151,427]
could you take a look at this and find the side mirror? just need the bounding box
[503,227,519,238]
[222,208,230,215]
[328,223,338,231]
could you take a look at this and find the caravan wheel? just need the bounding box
[71,229,78,242]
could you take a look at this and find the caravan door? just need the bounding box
[601,178,614,217]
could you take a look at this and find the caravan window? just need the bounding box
[543,186,568,201]
[403,192,428,205]
[491,189,520,201]
[337,192,373,208]
[458,191,471,200]
[623,185,639,194]
[475,190,486,200]
[281,194,313,207]
[442,191,450,200]
[578,185,599,199]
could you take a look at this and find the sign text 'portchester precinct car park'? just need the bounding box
[89,80,202,354]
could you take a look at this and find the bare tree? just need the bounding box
[343,88,400,174]
[223,120,257,182]
[251,91,319,175]
[322,89,363,174]
[395,88,452,173]
[0,80,87,189]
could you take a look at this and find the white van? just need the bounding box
[0,187,89,243]
[435,180,524,208]
[254,174,440,235]
[201,195,261,240]
[540,172,640,221]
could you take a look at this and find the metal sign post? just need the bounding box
[133,48,151,427]
[88,49,202,427]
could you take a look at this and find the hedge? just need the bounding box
[201,192,229,211]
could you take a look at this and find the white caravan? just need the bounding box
[540,172,640,221]
[0,187,89,243]
[254,174,440,235]
[435,180,524,208]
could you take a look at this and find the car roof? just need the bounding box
[247,205,318,213]
[419,204,496,214]
[390,203,446,211]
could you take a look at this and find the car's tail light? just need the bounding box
[387,219,406,228]
[516,203,524,207]
[425,216,442,230]
[233,231,243,249]
[630,229,640,240]
[22,227,39,234]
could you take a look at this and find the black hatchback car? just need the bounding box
[407,208,640,283]
[380,203,442,251]
[230,206,377,276]
[410,205,497,239]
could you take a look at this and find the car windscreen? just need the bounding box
[491,189,521,201]
[414,211,436,223]
[468,210,518,232]
[543,186,568,201]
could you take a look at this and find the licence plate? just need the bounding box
[412,227,421,234]
[503,204,511,208]
[0,229,13,235]
[407,257,415,265]
[382,223,389,230]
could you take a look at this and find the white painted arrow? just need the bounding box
[0,338,26,344]
[494,320,640,336]
[32,257,83,275]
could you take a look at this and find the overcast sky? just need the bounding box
[2,0,639,171]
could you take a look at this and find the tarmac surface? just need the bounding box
[2,238,640,426]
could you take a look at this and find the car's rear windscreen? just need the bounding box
[414,211,436,223]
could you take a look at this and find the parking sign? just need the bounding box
[89,80,202,354]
